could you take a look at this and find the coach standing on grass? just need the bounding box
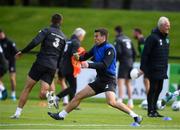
[140,16,170,117]
[10,13,66,119]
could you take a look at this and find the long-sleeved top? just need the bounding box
[140,28,169,79]
[0,38,18,61]
[80,42,116,82]
[114,34,136,67]
[21,24,66,70]
[60,35,81,75]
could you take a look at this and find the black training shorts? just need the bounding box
[57,68,65,78]
[28,62,56,85]
[118,64,132,79]
[88,78,116,95]
[8,58,16,73]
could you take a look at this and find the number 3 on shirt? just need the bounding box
[53,38,60,48]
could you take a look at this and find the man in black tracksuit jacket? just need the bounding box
[11,14,66,119]
[140,16,170,117]
[56,28,86,106]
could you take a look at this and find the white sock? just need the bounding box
[117,98,123,103]
[15,107,22,116]
[11,91,16,97]
[58,110,68,118]
[128,99,134,105]
[63,96,69,104]
[0,84,5,91]
[129,110,138,118]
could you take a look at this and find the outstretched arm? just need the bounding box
[79,47,94,61]
[21,28,49,53]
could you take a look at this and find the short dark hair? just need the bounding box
[95,28,108,40]
[134,28,142,34]
[115,25,122,34]
[51,13,63,25]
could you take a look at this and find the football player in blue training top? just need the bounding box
[48,28,142,125]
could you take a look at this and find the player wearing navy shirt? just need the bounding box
[11,13,66,119]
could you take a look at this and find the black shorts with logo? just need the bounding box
[88,78,116,95]
[8,58,16,73]
[118,64,132,79]
[28,62,56,85]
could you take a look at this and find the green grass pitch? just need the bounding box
[0,99,180,130]
[0,6,180,130]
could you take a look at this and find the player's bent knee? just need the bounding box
[107,100,116,107]
[39,90,47,99]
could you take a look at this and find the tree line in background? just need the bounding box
[0,0,180,11]
[0,0,139,9]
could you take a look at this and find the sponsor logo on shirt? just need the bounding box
[159,39,163,46]
[105,84,109,89]
[166,38,170,44]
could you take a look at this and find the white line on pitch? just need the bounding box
[0,123,180,128]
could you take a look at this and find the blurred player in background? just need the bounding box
[133,28,149,104]
[133,28,145,55]
[0,45,8,100]
[114,26,136,109]
[0,29,18,100]
[140,16,170,117]
[48,28,142,125]
[11,13,66,119]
